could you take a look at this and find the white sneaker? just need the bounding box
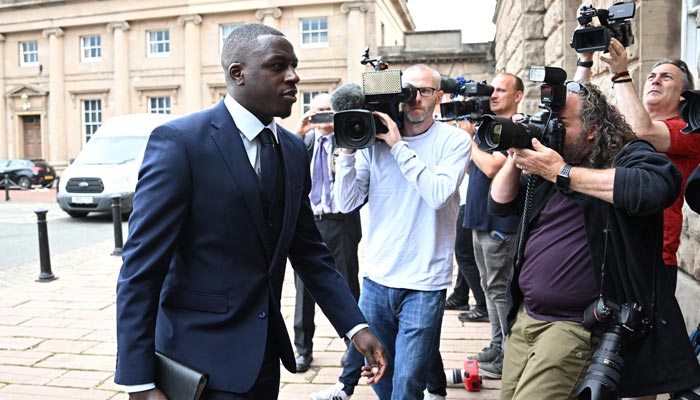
[423,389,446,400]
[309,382,351,400]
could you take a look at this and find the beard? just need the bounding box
[561,128,589,164]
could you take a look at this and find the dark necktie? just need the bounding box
[258,128,280,201]
[310,135,329,206]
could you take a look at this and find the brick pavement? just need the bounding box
[0,191,500,399]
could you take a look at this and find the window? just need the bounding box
[147,29,170,57]
[148,96,171,114]
[20,41,38,66]
[300,18,328,46]
[81,35,102,62]
[301,91,325,114]
[220,24,241,51]
[82,99,102,143]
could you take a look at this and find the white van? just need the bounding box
[57,113,179,218]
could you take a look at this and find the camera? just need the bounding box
[681,90,700,134]
[309,111,334,124]
[570,2,636,53]
[575,296,651,400]
[332,48,417,149]
[475,66,567,154]
[439,76,494,121]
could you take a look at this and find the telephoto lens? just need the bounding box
[576,325,626,400]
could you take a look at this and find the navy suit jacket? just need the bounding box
[115,101,366,393]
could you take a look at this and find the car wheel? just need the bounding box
[67,211,88,218]
[18,176,31,190]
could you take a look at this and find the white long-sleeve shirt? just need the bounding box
[335,121,471,290]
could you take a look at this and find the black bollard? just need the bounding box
[35,208,57,282]
[111,194,123,256]
[3,174,9,201]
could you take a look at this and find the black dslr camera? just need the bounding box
[570,2,636,53]
[332,48,417,149]
[475,66,567,154]
[681,90,700,134]
[438,76,494,121]
[576,296,651,400]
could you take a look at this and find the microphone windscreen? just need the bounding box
[331,84,366,111]
[440,76,460,94]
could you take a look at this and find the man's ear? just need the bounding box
[229,63,243,85]
[586,125,597,141]
[514,90,524,104]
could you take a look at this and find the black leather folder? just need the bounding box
[155,351,208,400]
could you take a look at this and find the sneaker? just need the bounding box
[478,353,503,379]
[309,382,351,400]
[423,389,446,400]
[445,295,470,311]
[458,307,489,323]
[467,345,502,363]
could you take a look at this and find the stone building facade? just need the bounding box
[492,0,700,328]
[0,0,415,170]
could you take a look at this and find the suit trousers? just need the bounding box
[294,212,362,357]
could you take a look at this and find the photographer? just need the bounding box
[575,39,700,292]
[489,81,700,398]
[328,64,471,400]
[289,93,363,374]
[458,73,523,380]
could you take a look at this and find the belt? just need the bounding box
[313,213,344,221]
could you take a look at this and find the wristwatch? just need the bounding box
[556,164,573,192]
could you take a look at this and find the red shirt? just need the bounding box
[661,116,700,266]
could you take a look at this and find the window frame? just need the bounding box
[300,17,329,48]
[220,23,241,53]
[301,91,326,115]
[81,99,102,144]
[147,29,171,58]
[80,35,102,62]
[148,96,172,114]
[19,40,39,66]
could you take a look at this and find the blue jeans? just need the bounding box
[359,278,446,400]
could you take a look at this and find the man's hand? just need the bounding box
[129,388,167,400]
[373,111,402,148]
[456,119,477,138]
[511,138,565,182]
[352,327,387,384]
[600,38,629,75]
[293,109,318,137]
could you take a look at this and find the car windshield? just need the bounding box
[74,136,149,165]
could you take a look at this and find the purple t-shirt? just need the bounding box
[518,191,599,322]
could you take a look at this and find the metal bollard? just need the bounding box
[110,194,123,256]
[35,208,57,282]
[3,174,9,201]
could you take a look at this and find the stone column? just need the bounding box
[42,28,65,165]
[255,8,282,30]
[0,34,7,158]
[178,14,203,113]
[341,2,369,85]
[107,21,131,115]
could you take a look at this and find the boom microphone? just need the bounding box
[331,84,365,111]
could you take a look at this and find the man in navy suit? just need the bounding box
[115,23,386,400]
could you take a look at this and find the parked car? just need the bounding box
[57,113,180,218]
[0,158,56,189]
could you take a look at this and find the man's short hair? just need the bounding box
[221,23,285,72]
[499,72,524,93]
[404,64,441,89]
[574,82,636,167]
[653,59,695,93]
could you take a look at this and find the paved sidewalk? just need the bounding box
[0,193,500,399]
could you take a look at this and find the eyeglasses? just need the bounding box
[566,80,588,95]
[416,87,438,97]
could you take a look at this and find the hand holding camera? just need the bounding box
[599,38,629,76]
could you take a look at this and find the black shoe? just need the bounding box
[295,354,312,372]
[458,307,489,323]
[445,295,470,311]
